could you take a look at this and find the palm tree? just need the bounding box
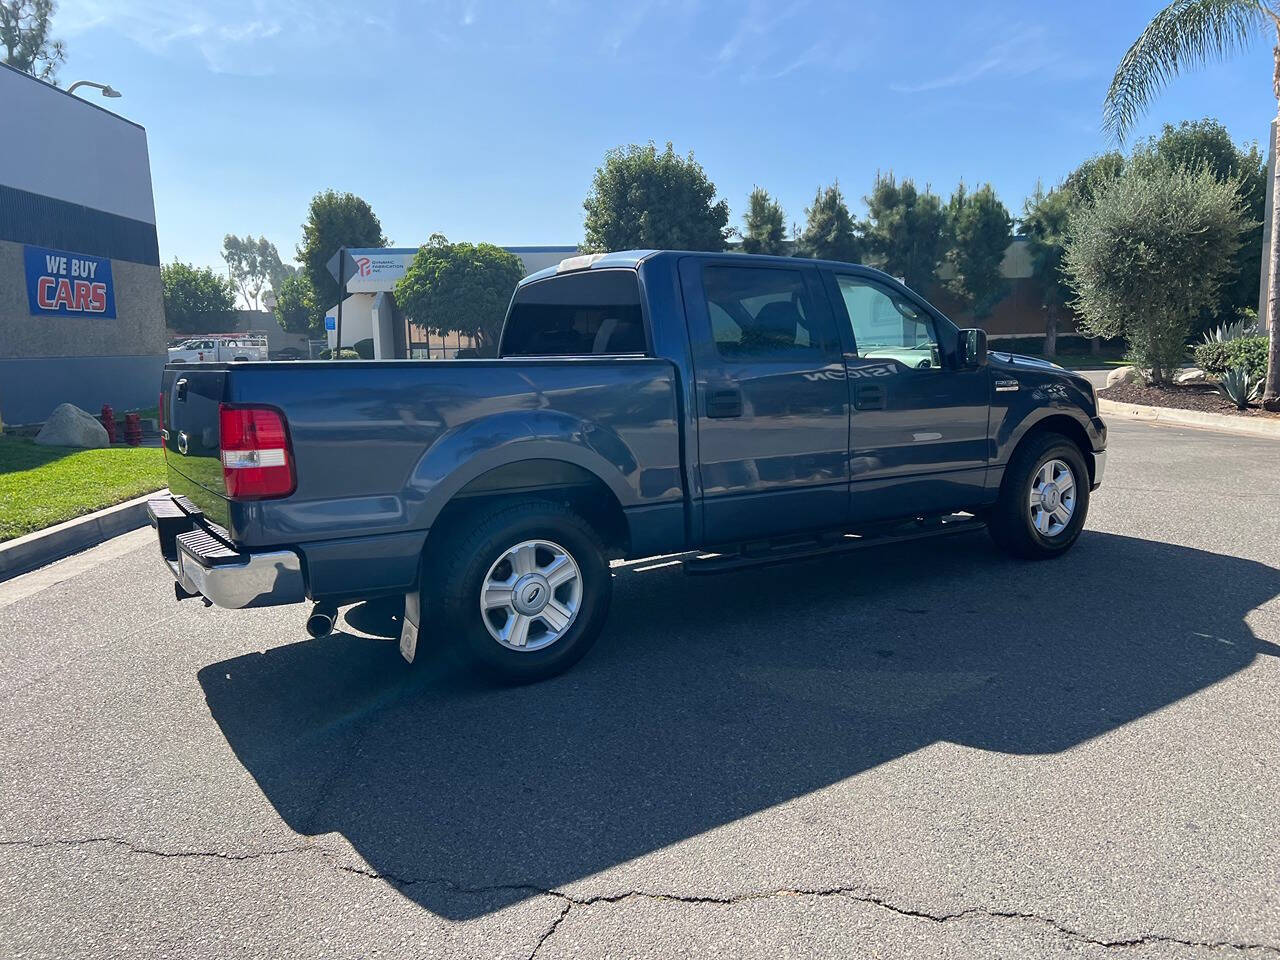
[1104,0,1280,410]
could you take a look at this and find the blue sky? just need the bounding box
[56,0,1275,279]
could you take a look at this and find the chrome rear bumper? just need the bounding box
[148,497,305,609]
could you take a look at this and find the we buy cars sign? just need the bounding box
[24,244,116,318]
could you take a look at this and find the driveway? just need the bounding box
[2,420,1278,959]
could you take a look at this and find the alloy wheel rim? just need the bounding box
[1028,458,1077,537]
[480,539,582,651]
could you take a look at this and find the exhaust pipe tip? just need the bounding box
[305,604,338,639]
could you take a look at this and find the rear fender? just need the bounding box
[405,409,638,531]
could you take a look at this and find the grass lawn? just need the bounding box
[997,349,1129,370]
[1044,354,1130,370]
[0,435,167,542]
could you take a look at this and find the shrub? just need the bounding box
[1064,162,1248,384]
[1193,335,1268,379]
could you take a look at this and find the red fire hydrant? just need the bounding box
[100,403,116,443]
[123,412,142,447]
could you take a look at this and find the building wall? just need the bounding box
[0,64,165,425]
[230,310,312,353]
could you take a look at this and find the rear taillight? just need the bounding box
[218,404,295,500]
[158,391,165,459]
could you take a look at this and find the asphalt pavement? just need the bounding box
[2,419,1278,959]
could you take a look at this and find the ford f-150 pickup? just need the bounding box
[149,250,1107,681]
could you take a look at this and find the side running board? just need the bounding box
[682,515,986,576]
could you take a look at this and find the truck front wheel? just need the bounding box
[987,432,1090,560]
[433,500,613,682]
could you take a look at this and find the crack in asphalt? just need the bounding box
[5,836,1277,957]
[0,835,318,862]
[514,888,1280,959]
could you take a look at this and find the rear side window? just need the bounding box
[502,269,647,356]
[701,266,833,359]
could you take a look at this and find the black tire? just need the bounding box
[988,432,1090,560]
[431,500,612,683]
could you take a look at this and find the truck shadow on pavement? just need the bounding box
[197,530,1280,920]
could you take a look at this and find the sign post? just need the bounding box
[334,246,345,359]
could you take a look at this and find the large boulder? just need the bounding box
[1175,367,1207,385]
[1106,365,1141,387]
[35,403,110,448]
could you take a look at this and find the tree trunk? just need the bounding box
[1265,50,1280,410]
[1043,308,1057,360]
[1090,336,1101,356]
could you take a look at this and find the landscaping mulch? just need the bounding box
[1099,381,1280,420]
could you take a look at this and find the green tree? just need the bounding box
[1063,152,1126,205]
[297,190,388,310]
[222,235,289,311]
[161,261,237,334]
[1103,0,1279,406]
[741,187,787,255]
[1021,182,1076,358]
[394,234,525,356]
[582,141,730,252]
[943,182,1013,317]
[272,272,320,335]
[1063,163,1248,383]
[1140,119,1267,326]
[1,0,65,82]
[861,172,946,290]
[798,181,860,262]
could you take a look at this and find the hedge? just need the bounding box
[1192,336,1268,379]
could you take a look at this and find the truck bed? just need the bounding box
[160,357,686,600]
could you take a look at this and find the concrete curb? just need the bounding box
[0,490,164,583]
[1098,398,1280,440]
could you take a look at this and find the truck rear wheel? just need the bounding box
[988,432,1089,560]
[432,500,612,682]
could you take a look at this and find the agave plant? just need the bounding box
[1201,317,1259,344]
[1217,366,1263,409]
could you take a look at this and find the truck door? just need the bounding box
[679,258,849,544]
[822,270,990,522]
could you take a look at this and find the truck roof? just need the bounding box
[519,250,659,286]
[518,249,897,288]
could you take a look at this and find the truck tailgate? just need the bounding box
[161,367,231,523]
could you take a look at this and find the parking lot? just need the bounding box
[2,419,1278,959]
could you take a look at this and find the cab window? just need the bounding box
[835,276,941,371]
[502,269,647,356]
[702,266,834,360]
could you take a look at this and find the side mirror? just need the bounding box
[960,328,988,368]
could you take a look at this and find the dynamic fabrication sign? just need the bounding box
[24,244,116,318]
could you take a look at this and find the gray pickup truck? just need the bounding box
[150,250,1107,681]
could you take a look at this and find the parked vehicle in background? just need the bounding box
[149,251,1107,683]
[167,335,268,364]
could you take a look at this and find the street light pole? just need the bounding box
[67,81,122,99]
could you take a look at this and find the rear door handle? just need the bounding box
[175,378,189,402]
[705,387,743,419]
[855,385,885,410]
